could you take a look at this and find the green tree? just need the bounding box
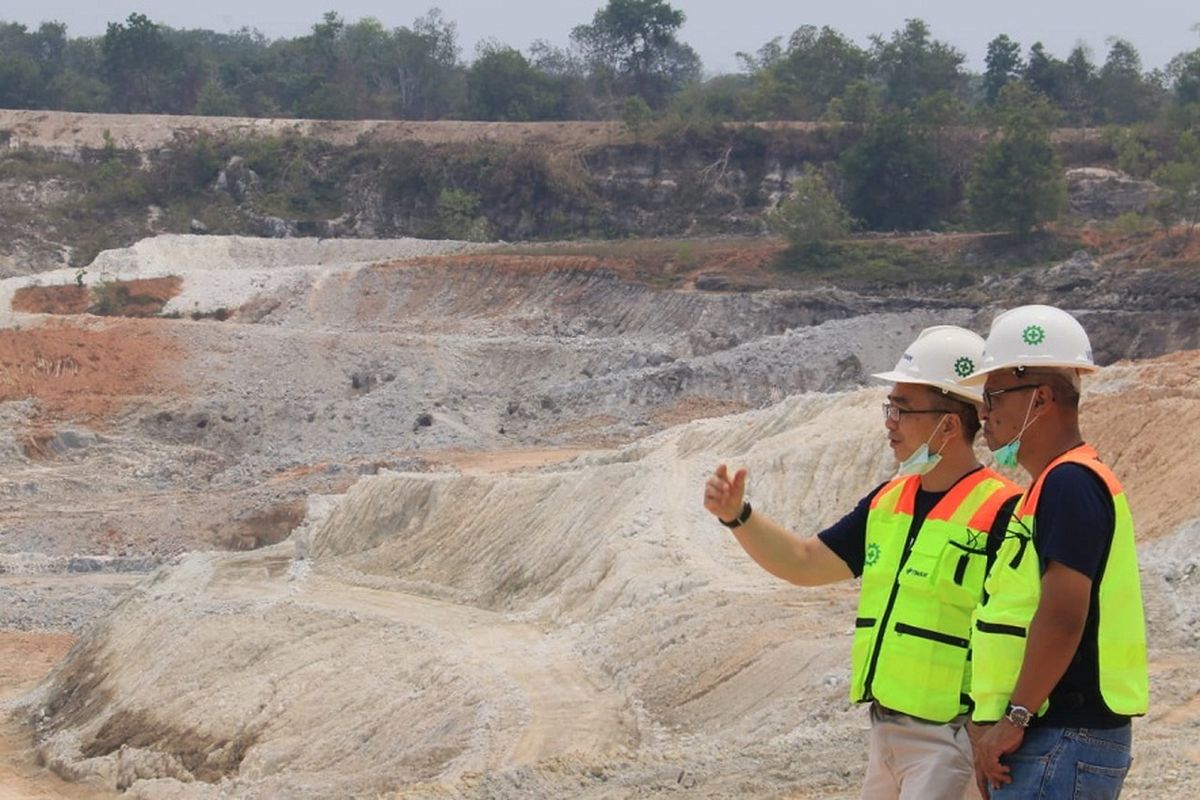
[1024,42,1066,103]
[571,0,701,110]
[1150,131,1200,247]
[102,13,185,112]
[0,53,41,107]
[528,38,596,119]
[194,79,241,116]
[1096,39,1162,123]
[393,10,466,119]
[769,165,855,250]
[747,25,868,119]
[869,19,965,109]
[1168,47,1200,105]
[831,80,882,123]
[668,74,752,122]
[840,112,953,230]
[467,43,561,120]
[1102,126,1160,178]
[621,94,655,135]
[983,34,1023,104]
[968,83,1065,238]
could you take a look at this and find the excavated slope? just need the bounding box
[14,352,1200,799]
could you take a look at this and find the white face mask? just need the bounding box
[896,414,950,476]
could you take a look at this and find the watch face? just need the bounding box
[1007,706,1032,726]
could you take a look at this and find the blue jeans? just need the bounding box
[991,725,1132,799]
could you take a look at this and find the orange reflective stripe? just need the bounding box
[927,469,992,522]
[869,475,914,512]
[967,478,1021,531]
[1021,444,1122,515]
[896,474,920,516]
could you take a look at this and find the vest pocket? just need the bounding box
[975,620,1026,637]
[937,540,988,609]
[894,621,969,648]
[896,536,943,594]
[897,535,985,610]
[969,615,1030,720]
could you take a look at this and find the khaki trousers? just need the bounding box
[861,703,981,800]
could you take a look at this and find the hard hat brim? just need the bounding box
[960,360,1101,386]
[871,371,983,403]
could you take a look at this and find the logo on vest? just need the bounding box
[865,542,881,567]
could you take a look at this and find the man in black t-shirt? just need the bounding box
[962,305,1148,799]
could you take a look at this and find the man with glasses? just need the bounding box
[960,305,1148,799]
[703,326,1021,799]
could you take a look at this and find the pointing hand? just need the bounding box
[704,463,747,522]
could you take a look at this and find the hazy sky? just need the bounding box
[3,1,1198,75]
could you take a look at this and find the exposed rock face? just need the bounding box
[0,109,1163,265]
[1,236,1198,565]
[1066,166,1165,219]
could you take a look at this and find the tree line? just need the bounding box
[1,5,1198,125]
[2,3,1198,244]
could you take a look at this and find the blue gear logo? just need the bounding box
[865,542,881,567]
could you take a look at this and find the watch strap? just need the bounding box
[719,500,752,529]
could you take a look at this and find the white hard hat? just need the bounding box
[872,325,986,403]
[960,304,1097,385]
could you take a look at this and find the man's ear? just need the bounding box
[1034,384,1053,410]
[941,411,960,439]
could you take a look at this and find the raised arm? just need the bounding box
[704,463,854,586]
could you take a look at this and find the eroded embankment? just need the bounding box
[15,352,1200,798]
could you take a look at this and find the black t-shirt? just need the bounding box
[818,469,1015,578]
[1030,462,1126,729]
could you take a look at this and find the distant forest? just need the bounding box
[1,3,1199,125]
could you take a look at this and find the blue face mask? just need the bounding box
[990,394,1039,470]
[896,415,949,476]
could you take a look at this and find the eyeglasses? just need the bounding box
[982,384,1041,412]
[881,402,952,422]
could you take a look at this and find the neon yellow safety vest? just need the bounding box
[969,444,1149,722]
[850,468,1021,722]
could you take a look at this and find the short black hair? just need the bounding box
[1015,367,1081,410]
[924,386,981,441]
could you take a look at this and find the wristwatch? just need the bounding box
[719,501,753,529]
[1004,702,1033,728]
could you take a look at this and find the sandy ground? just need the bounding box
[0,632,119,799]
[6,376,1197,798]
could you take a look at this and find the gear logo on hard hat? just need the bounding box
[954,356,975,378]
[960,305,1098,386]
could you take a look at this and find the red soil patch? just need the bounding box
[11,285,90,315]
[0,319,183,423]
[12,276,183,317]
